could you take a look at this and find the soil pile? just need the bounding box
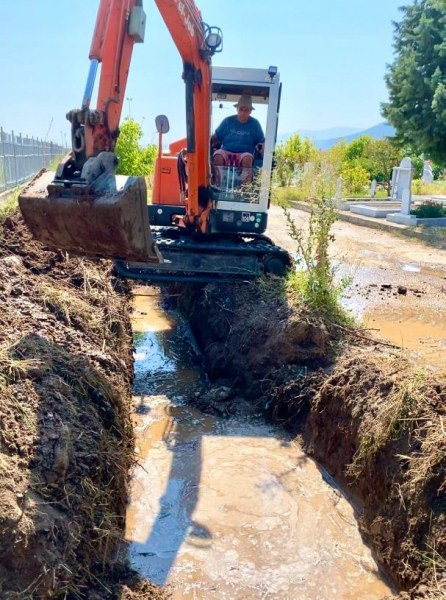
[0,211,166,599]
[181,280,445,599]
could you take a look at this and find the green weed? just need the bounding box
[283,192,353,326]
[0,190,19,225]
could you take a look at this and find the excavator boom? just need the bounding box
[19,0,216,262]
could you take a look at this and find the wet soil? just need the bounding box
[127,291,395,599]
[267,205,446,370]
[1,204,445,599]
[0,214,167,598]
[180,281,445,599]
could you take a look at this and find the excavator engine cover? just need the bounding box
[19,169,162,263]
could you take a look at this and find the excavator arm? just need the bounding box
[154,0,215,227]
[19,0,222,261]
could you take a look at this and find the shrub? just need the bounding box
[283,193,353,326]
[411,201,446,218]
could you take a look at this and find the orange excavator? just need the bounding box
[19,0,291,282]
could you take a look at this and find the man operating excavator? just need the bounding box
[211,94,265,184]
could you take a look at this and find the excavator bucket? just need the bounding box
[19,169,162,263]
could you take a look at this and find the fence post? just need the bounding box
[0,127,5,192]
[12,130,18,187]
[20,133,24,185]
[40,138,45,170]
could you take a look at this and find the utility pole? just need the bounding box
[126,97,133,118]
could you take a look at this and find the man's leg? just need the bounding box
[212,150,229,187]
[240,153,254,184]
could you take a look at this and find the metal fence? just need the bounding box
[0,127,66,194]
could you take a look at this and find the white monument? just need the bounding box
[422,160,433,184]
[370,179,377,198]
[334,176,343,200]
[387,157,416,224]
[390,157,413,201]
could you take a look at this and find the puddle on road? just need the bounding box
[125,287,395,599]
[365,308,446,370]
[402,263,421,273]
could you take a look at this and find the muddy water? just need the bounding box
[340,256,446,370]
[125,287,395,599]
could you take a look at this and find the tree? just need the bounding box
[114,118,157,176]
[275,134,318,186]
[340,164,370,195]
[363,138,403,193]
[381,0,446,164]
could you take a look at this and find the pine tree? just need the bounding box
[381,0,446,163]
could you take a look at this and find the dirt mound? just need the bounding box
[305,350,446,598]
[181,280,331,398]
[0,213,167,598]
[180,280,445,598]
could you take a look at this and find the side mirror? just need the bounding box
[155,115,170,134]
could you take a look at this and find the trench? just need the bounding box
[124,286,396,599]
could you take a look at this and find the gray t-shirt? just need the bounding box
[215,115,264,153]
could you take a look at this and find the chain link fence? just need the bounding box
[0,127,67,194]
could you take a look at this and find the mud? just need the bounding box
[1,204,445,599]
[0,213,166,598]
[127,290,395,599]
[180,281,446,599]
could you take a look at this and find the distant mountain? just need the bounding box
[277,122,396,149]
[316,122,396,150]
[277,126,362,145]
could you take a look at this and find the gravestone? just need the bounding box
[370,179,377,198]
[335,176,343,200]
[422,160,433,184]
[401,188,411,215]
[387,158,417,225]
[390,157,413,201]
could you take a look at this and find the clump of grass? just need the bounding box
[38,282,104,334]
[417,540,446,598]
[0,344,42,383]
[270,186,297,207]
[283,194,353,326]
[0,190,19,225]
[347,370,429,478]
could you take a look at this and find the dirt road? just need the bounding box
[267,204,446,370]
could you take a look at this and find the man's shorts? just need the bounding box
[213,150,253,166]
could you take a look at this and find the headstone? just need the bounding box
[390,167,398,198]
[422,160,433,184]
[392,157,413,201]
[335,176,343,200]
[401,188,411,215]
[370,179,377,198]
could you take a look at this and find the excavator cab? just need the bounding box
[209,65,281,235]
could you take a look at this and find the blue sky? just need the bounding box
[0,1,404,146]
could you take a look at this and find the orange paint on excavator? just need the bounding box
[19,0,291,281]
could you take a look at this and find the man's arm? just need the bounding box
[210,134,221,149]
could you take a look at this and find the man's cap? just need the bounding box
[234,94,254,110]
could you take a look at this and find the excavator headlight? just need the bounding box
[204,26,223,54]
[268,66,278,80]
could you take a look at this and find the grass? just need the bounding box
[39,283,104,333]
[0,344,42,384]
[347,369,431,478]
[413,179,446,197]
[0,190,19,225]
[282,195,354,327]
